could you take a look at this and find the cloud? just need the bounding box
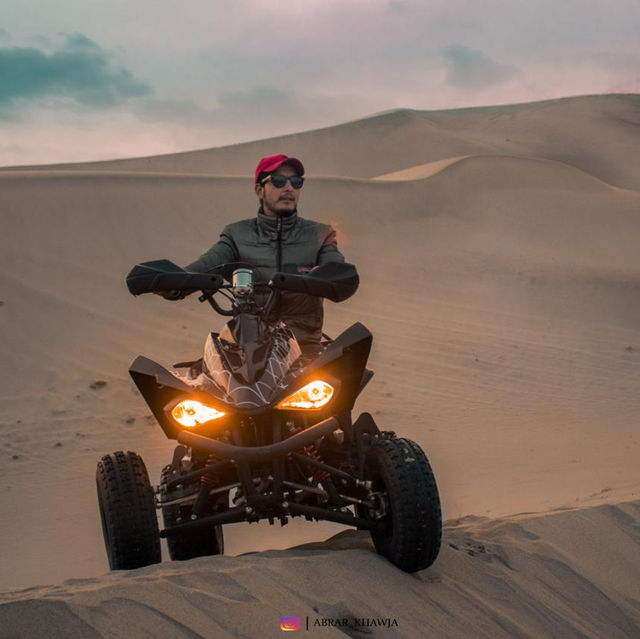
[384,0,411,12]
[216,86,301,119]
[0,28,10,42]
[593,51,640,73]
[0,32,152,114]
[131,87,303,129]
[134,97,208,122]
[440,45,517,89]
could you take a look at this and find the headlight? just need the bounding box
[276,381,334,410]
[171,400,225,428]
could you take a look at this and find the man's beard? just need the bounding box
[267,197,297,217]
[259,200,297,217]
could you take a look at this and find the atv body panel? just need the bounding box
[129,321,373,439]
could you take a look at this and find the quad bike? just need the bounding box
[96,259,442,573]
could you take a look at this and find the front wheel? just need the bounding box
[96,451,161,570]
[362,437,442,573]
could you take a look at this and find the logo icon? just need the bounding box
[280,616,301,631]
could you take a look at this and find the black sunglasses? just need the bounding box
[261,174,304,189]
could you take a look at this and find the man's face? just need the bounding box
[254,164,301,216]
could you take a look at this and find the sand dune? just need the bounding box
[371,156,469,180]
[3,94,640,188]
[1,94,639,636]
[1,501,639,638]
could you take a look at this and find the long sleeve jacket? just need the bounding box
[185,210,345,349]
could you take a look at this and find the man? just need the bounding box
[178,153,346,355]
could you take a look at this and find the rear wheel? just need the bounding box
[160,465,224,561]
[163,506,224,561]
[96,451,161,570]
[362,436,441,573]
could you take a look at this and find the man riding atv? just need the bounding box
[96,156,442,575]
[160,153,344,357]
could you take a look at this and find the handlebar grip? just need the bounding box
[149,272,224,293]
[127,262,224,296]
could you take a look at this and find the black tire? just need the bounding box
[96,451,161,570]
[162,506,224,561]
[363,437,441,573]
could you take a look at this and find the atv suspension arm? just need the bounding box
[177,416,340,461]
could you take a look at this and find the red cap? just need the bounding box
[254,154,305,184]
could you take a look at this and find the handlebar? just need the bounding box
[126,260,224,296]
[198,290,235,316]
[269,262,359,303]
[126,260,359,316]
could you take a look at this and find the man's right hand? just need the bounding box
[153,290,185,300]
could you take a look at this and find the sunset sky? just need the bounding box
[2,0,639,166]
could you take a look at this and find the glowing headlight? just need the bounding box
[277,381,334,410]
[171,400,225,428]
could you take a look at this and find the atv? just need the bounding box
[96,259,441,573]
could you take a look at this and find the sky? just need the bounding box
[1,0,639,166]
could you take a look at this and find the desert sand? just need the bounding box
[1,93,639,636]
[1,502,639,638]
